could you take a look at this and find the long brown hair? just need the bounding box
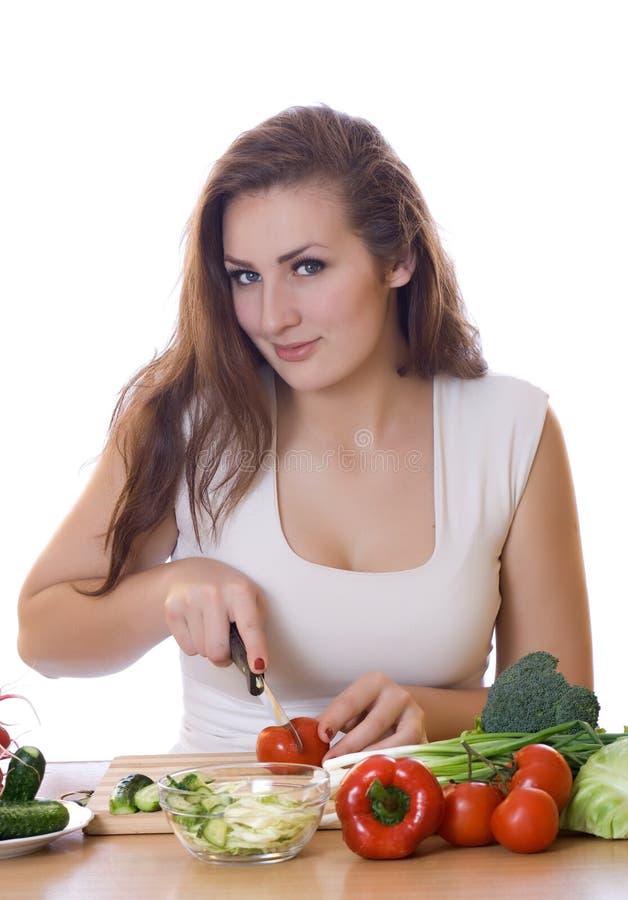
[96,104,486,593]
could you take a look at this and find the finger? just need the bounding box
[229,588,268,674]
[165,584,229,662]
[164,591,202,656]
[322,682,420,759]
[178,583,230,664]
[323,698,401,759]
[200,589,232,666]
[358,705,427,753]
[166,614,198,656]
[317,672,387,744]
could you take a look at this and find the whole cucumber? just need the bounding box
[0,746,46,803]
[0,800,69,840]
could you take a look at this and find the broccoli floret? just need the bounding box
[556,683,601,726]
[481,651,600,733]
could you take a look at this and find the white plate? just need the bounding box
[0,801,94,859]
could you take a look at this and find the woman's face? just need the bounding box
[222,181,413,393]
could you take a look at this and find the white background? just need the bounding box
[1,1,626,760]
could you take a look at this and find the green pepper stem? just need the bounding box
[366,778,410,826]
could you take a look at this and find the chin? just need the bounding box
[273,369,335,392]
[276,364,365,395]
[258,344,367,393]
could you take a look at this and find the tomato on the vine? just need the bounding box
[256,716,329,767]
[491,785,559,853]
[438,781,503,847]
[509,743,573,811]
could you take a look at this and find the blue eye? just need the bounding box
[228,269,260,286]
[226,257,325,285]
[294,258,325,276]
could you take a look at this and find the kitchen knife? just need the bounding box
[229,622,304,753]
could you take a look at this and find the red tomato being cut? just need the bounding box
[256,716,329,767]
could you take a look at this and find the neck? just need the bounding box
[275,353,430,450]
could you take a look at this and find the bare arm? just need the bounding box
[495,405,593,686]
[18,441,268,677]
[18,441,170,675]
[405,685,487,742]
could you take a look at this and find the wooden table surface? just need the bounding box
[2,760,627,899]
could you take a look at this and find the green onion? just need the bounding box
[324,721,628,789]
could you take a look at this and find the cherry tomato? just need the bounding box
[510,744,573,811]
[491,786,559,853]
[438,781,503,847]
[256,716,329,766]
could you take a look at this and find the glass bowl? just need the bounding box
[157,762,330,865]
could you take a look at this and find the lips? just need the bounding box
[273,338,320,362]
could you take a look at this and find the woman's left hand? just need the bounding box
[317,672,427,761]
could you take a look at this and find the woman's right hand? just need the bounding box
[163,557,268,674]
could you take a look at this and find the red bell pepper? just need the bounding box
[335,754,444,859]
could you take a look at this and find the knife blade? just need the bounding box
[229,622,304,753]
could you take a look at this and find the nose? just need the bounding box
[260,278,301,337]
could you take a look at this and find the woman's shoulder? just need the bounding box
[437,369,548,411]
[434,371,550,511]
[435,370,549,451]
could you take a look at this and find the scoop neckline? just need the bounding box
[268,372,441,577]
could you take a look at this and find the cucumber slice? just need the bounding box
[201,816,228,847]
[163,791,203,813]
[134,782,160,813]
[200,794,231,813]
[177,773,208,792]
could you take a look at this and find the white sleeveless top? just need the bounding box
[171,370,548,752]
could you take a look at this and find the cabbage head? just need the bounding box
[561,738,628,839]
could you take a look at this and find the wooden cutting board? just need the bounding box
[85,753,255,835]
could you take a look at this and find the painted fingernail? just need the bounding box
[254,658,266,672]
[325,727,334,741]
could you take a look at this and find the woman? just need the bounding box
[17,105,593,759]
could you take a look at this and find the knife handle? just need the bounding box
[229,623,264,696]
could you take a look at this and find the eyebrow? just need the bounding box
[224,243,328,268]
